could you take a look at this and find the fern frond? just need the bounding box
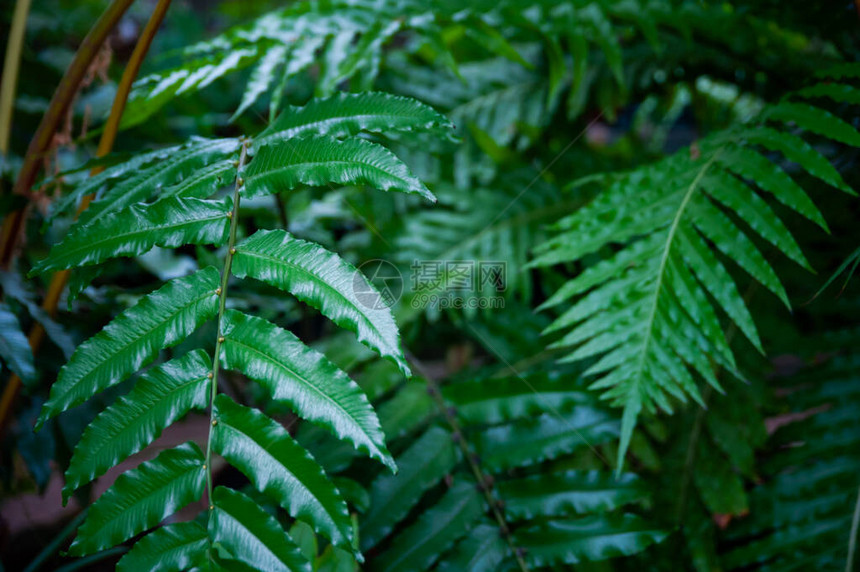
[255,91,454,146]
[75,137,240,228]
[362,360,661,570]
[531,78,860,467]
[33,90,453,570]
[211,394,355,552]
[475,410,619,472]
[116,521,208,572]
[513,514,668,567]
[63,350,211,503]
[69,442,207,556]
[36,267,221,429]
[244,136,434,201]
[32,196,231,274]
[394,174,562,307]
[443,371,591,425]
[497,471,648,520]
[219,309,393,470]
[209,486,311,572]
[231,229,411,374]
[435,522,509,572]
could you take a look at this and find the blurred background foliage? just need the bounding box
[1,0,859,570]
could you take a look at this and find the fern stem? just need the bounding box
[407,352,531,572]
[205,140,248,505]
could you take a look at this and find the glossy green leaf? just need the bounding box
[219,309,393,470]
[476,410,619,472]
[764,102,860,148]
[435,522,509,572]
[37,267,220,429]
[210,486,311,572]
[256,91,453,147]
[63,350,211,503]
[372,480,484,572]
[513,514,667,566]
[231,229,410,375]
[361,426,459,550]
[76,137,241,228]
[497,471,648,520]
[32,196,231,275]
[444,372,591,425]
[211,395,354,552]
[0,303,36,385]
[242,136,434,201]
[69,442,206,556]
[117,521,208,572]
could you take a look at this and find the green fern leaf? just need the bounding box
[242,136,434,201]
[713,144,828,229]
[361,426,459,550]
[0,303,36,385]
[48,145,181,224]
[443,372,592,425]
[256,91,454,147]
[32,196,231,275]
[741,126,852,194]
[435,522,509,572]
[210,486,311,572]
[232,44,288,121]
[699,169,811,271]
[795,83,860,105]
[497,470,648,520]
[219,309,394,470]
[63,350,211,503]
[532,85,860,469]
[513,514,668,566]
[763,102,860,148]
[211,394,354,552]
[117,521,208,572]
[36,267,220,429]
[76,137,240,228]
[69,442,206,556]
[122,48,261,130]
[159,158,237,201]
[476,410,619,472]
[372,480,484,572]
[231,229,411,375]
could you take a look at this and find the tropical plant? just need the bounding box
[3,0,860,571]
[27,92,453,570]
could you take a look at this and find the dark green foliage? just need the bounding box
[27,91,453,569]
[8,1,860,571]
